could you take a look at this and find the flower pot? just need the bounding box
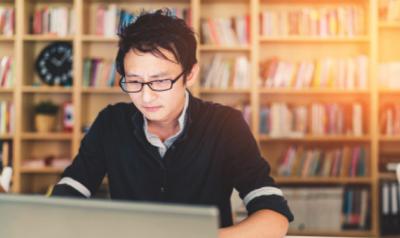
[35,114,56,132]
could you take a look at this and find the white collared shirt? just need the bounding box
[143,90,189,158]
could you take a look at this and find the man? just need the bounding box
[52,9,293,238]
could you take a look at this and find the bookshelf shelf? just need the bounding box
[199,45,251,51]
[82,35,118,42]
[199,88,251,94]
[0,134,13,140]
[259,36,370,43]
[259,88,370,95]
[379,172,397,180]
[20,167,64,174]
[0,88,14,93]
[21,132,73,141]
[22,35,74,42]
[276,177,372,185]
[0,36,14,42]
[81,87,121,94]
[379,88,400,94]
[259,135,371,142]
[379,135,400,142]
[379,21,400,28]
[22,86,73,94]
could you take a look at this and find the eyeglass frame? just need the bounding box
[119,71,186,93]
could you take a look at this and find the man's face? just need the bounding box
[123,48,196,124]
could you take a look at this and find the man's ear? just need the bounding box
[185,63,199,88]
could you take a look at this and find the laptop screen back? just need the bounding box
[0,194,219,238]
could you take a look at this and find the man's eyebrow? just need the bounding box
[125,72,170,78]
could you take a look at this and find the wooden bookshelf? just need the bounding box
[259,36,371,43]
[275,177,372,185]
[1,0,394,236]
[22,35,74,42]
[20,167,64,174]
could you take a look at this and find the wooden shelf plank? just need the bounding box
[379,172,397,180]
[259,88,370,95]
[81,87,121,94]
[276,177,372,184]
[199,88,251,94]
[199,44,251,51]
[23,34,74,41]
[21,132,73,140]
[260,36,370,43]
[22,86,73,94]
[0,35,15,41]
[379,88,400,94]
[379,135,400,142]
[0,88,14,93]
[82,35,118,42]
[0,134,13,139]
[259,135,371,142]
[20,167,64,174]
[379,21,400,28]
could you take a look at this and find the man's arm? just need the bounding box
[221,109,293,237]
[219,210,289,238]
[51,107,109,198]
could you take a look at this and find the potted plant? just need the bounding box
[34,101,59,132]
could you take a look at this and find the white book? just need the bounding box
[357,55,368,89]
[391,183,398,215]
[352,103,363,136]
[69,9,75,35]
[105,4,117,37]
[346,58,355,89]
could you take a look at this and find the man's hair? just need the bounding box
[115,9,197,81]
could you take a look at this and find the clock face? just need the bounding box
[35,42,73,86]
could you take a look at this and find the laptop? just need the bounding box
[0,194,219,238]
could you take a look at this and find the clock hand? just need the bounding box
[59,52,70,64]
[51,58,61,66]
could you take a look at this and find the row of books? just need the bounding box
[380,180,400,235]
[30,7,75,36]
[259,56,368,89]
[0,7,14,36]
[0,56,13,88]
[95,5,191,37]
[83,58,120,88]
[381,104,400,135]
[200,15,250,45]
[260,103,364,137]
[201,54,250,89]
[0,101,14,134]
[378,62,400,89]
[277,145,367,178]
[342,187,370,230]
[285,186,369,232]
[261,6,366,37]
[379,0,400,22]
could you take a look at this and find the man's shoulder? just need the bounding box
[191,96,243,121]
[98,102,137,121]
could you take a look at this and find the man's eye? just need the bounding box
[127,80,142,84]
[152,79,169,83]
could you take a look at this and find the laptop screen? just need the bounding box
[0,194,219,238]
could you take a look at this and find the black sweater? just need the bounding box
[51,93,293,227]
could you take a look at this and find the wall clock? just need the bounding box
[35,42,73,86]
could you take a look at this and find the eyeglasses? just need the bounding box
[119,71,185,93]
